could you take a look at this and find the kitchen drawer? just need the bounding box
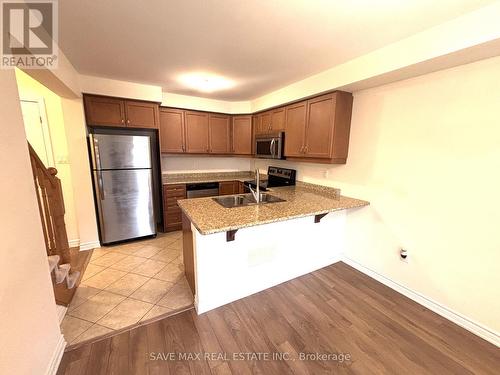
[165,206,181,216]
[165,200,182,209]
[164,188,186,197]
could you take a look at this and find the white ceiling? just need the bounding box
[59,0,495,101]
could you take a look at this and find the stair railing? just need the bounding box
[28,143,71,264]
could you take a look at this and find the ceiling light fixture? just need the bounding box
[177,72,236,93]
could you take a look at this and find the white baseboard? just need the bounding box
[342,256,500,347]
[68,239,80,247]
[45,334,66,375]
[79,240,100,251]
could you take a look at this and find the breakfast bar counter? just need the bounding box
[177,182,369,235]
[178,180,369,314]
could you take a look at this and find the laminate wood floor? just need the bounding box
[57,262,500,374]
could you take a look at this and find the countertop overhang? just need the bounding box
[177,182,369,235]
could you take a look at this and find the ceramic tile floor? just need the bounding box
[61,230,194,346]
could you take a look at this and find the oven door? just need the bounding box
[255,136,282,159]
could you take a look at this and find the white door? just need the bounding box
[20,99,54,166]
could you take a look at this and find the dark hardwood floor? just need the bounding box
[57,262,500,374]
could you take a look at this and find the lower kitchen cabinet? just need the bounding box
[218,181,240,195]
[163,184,186,232]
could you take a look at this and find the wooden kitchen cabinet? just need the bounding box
[159,107,185,153]
[238,181,246,193]
[208,114,230,154]
[125,100,159,128]
[84,95,126,127]
[185,111,209,153]
[255,111,272,134]
[163,184,186,232]
[84,94,159,129]
[254,108,285,135]
[231,115,252,155]
[219,181,240,195]
[285,91,353,163]
[284,100,308,157]
[271,107,285,132]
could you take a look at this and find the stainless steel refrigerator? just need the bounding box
[90,133,156,244]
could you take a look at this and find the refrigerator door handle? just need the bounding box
[90,134,103,170]
[96,171,105,200]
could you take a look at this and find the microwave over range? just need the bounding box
[255,132,284,159]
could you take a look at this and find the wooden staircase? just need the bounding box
[28,143,88,306]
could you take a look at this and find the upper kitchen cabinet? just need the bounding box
[255,111,271,134]
[208,114,230,154]
[285,91,353,163]
[185,111,209,153]
[84,95,126,127]
[84,94,159,129]
[271,107,285,132]
[284,100,308,157]
[159,107,185,153]
[125,100,159,128]
[231,115,252,155]
[254,108,285,135]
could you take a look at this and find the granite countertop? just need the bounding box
[162,171,258,185]
[177,182,369,235]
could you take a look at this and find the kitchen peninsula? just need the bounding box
[176,176,369,314]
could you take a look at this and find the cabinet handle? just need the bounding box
[126,119,130,125]
[121,119,124,124]
[304,145,308,153]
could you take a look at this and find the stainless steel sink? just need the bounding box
[213,193,285,208]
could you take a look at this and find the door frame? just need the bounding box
[20,97,55,167]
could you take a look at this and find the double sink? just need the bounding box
[213,193,285,208]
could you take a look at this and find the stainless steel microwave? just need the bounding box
[255,132,284,159]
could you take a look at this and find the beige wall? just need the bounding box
[0,70,63,375]
[253,56,500,335]
[15,69,80,243]
[60,97,100,248]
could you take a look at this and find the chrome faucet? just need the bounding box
[248,168,260,203]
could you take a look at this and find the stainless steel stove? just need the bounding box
[244,166,296,191]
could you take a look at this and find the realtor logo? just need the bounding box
[1,0,58,68]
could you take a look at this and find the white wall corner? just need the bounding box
[56,305,67,324]
[45,333,66,375]
[341,256,500,348]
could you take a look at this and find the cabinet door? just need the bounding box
[125,100,159,128]
[271,107,285,132]
[208,114,230,154]
[185,111,209,153]
[260,111,272,133]
[284,101,307,157]
[84,95,125,127]
[231,115,252,155]
[219,181,238,196]
[305,94,335,158]
[159,108,185,153]
[238,181,246,194]
[253,114,262,135]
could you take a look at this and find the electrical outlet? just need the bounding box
[400,248,409,263]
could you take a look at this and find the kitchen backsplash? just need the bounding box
[161,155,253,174]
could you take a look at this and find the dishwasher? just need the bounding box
[186,182,219,198]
